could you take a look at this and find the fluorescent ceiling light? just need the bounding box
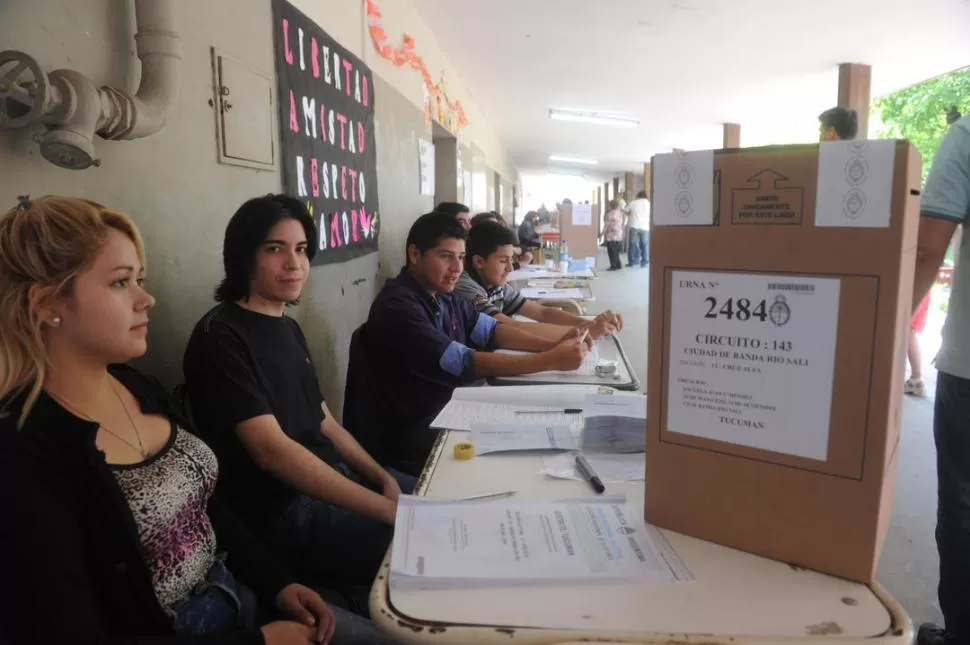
[548,167,586,177]
[549,108,639,128]
[548,154,598,165]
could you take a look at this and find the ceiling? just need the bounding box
[413,0,970,176]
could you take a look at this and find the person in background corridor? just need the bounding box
[436,201,471,231]
[625,190,650,268]
[906,294,931,397]
[603,200,625,271]
[471,210,533,266]
[910,112,970,645]
[518,211,541,249]
[818,106,859,141]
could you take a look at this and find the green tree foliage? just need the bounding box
[873,66,970,183]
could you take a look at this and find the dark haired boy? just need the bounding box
[358,212,589,474]
[818,106,859,141]
[182,194,413,594]
[455,221,623,343]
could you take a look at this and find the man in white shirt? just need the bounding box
[912,113,970,645]
[625,190,650,268]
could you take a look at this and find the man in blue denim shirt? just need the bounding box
[911,113,970,645]
[361,212,589,475]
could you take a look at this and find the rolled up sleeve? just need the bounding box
[370,294,480,387]
[440,341,475,377]
[470,313,499,348]
[922,122,970,224]
[502,284,526,316]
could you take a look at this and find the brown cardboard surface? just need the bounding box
[646,142,921,582]
[559,202,599,262]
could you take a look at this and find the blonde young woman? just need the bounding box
[0,197,398,645]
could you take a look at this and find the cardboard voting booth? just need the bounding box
[560,202,599,266]
[646,141,922,582]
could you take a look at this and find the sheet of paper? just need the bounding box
[496,346,600,376]
[526,278,587,289]
[541,452,646,482]
[432,385,619,430]
[653,149,715,227]
[431,400,583,432]
[666,270,840,460]
[572,202,593,226]
[581,394,647,453]
[470,424,577,455]
[815,140,896,228]
[520,287,585,300]
[450,384,604,407]
[391,496,680,588]
[507,268,595,282]
[584,394,646,419]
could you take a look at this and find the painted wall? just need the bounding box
[0,0,516,416]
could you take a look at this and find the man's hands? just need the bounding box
[543,331,589,371]
[267,583,337,644]
[381,474,403,504]
[585,310,623,339]
[559,326,594,349]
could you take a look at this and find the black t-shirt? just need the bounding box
[182,302,340,531]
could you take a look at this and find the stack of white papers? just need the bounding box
[390,496,681,588]
[432,400,584,432]
[581,394,647,453]
[470,424,577,455]
[507,267,595,282]
[520,287,586,300]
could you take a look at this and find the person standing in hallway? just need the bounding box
[603,200,625,271]
[819,105,933,400]
[625,190,650,267]
[435,201,471,231]
[906,293,931,397]
[818,106,859,141]
[909,113,970,645]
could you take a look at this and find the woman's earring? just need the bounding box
[50,316,61,327]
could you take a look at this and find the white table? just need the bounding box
[507,268,598,283]
[488,332,639,391]
[370,387,911,645]
[519,284,595,302]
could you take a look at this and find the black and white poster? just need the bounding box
[272,0,380,265]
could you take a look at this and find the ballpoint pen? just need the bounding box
[575,454,605,494]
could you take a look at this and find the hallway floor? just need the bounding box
[581,251,941,628]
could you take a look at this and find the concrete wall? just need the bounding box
[0,0,516,417]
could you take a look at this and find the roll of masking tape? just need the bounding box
[453,442,475,460]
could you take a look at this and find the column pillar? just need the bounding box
[838,63,871,139]
[433,137,458,204]
[624,171,635,201]
[596,186,603,236]
[723,123,741,148]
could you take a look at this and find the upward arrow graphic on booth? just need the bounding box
[731,168,804,225]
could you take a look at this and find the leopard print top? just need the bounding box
[111,425,218,608]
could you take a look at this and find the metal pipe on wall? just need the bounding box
[0,0,182,169]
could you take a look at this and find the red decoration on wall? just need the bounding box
[365,0,469,134]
